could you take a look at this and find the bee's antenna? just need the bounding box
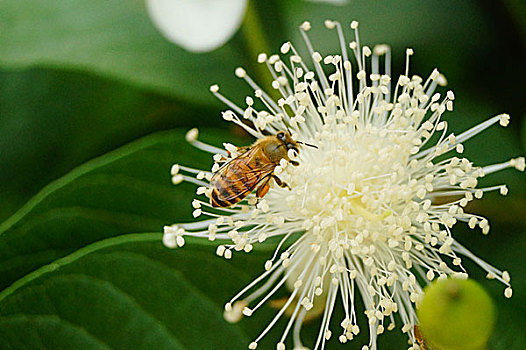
[297,141,318,149]
[283,126,318,149]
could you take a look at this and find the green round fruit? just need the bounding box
[417,278,495,350]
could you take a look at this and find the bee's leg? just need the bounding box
[256,176,272,198]
[290,160,300,166]
[272,175,291,190]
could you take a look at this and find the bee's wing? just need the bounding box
[216,168,274,203]
[211,149,274,203]
[214,146,252,174]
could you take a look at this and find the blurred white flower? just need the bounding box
[145,0,248,53]
[163,20,523,350]
[146,0,348,53]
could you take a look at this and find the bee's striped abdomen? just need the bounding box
[210,186,233,207]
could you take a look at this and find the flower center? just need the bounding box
[272,123,418,247]
[348,198,392,222]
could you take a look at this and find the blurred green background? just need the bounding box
[0,0,524,349]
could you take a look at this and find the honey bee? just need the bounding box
[209,131,301,208]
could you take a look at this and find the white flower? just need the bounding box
[145,0,348,53]
[145,0,248,52]
[164,20,524,350]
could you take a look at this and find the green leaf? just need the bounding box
[0,68,221,222]
[0,234,268,350]
[0,315,112,350]
[0,128,245,291]
[0,0,244,106]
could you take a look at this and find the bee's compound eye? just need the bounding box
[277,132,285,140]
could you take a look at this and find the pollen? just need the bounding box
[185,128,199,142]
